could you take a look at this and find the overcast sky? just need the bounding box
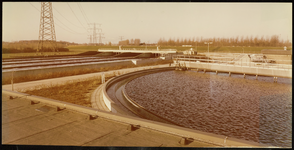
[2,2,292,44]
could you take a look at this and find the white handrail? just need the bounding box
[172,56,292,70]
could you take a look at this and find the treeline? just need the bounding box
[119,39,141,46]
[2,40,74,53]
[157,35,292,47]
[2,47,70,53]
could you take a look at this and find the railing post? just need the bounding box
[11,71,14,91]
[101,72,105,83]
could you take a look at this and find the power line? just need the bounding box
[29,2,40,12]
[54,14,86,34]
[29,2,87,35]
[77,3,90,24]
[67,3,88,32]
[52,6,84,29]
[79,3,91,23]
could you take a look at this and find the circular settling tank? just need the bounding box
[125,70,292,147]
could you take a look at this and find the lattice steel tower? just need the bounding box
[88,23,102,45]
[37,2,57,52]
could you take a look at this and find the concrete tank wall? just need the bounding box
[2,60,134,81]
[136,53,153,58]
[2,58,169,83]
[183,61,292,78]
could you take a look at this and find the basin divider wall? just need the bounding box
[181,61,292,78]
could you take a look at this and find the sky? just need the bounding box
[2,2,292,44]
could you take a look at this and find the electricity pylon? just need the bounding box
[119,36,124,41]
[97,29,104,45]
[88,35,93,45]
[37,2,57,52]
[88,23,101,46]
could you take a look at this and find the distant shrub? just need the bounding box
[22,47,35,52]
[57,48,69,52]
[2,48,20,53]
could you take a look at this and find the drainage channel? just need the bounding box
[104,67,184,126]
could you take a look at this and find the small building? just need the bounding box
[182,45,192,47]
[183,48,197,55]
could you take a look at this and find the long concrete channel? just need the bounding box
[2,56,137,69]
[2,56,165,80]
[2,51,157,71]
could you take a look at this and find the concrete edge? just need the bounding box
[121,83,183,126]
[180,61,292,78]
[101,66,172,112]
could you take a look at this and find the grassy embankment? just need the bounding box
[1,51,82,59]
[24,76,114,107]
[68,45,290,53]
[3,45,290,58]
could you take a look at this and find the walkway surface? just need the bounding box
[2,93,217,147]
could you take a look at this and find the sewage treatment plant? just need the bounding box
[2,48,292,147]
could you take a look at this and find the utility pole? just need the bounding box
[195,41,197,52]
[119,36,124,41]
[204,42,213,54]
[37,2,57,53]
[118,36,124,45]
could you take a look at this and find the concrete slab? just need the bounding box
[2,93,222,147]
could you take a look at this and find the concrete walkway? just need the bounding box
[1,93,216,147]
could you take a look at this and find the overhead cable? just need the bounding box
[29,2,87,35]
[77,3,90,24]
[52,6,84,29]
[67,3,88,32]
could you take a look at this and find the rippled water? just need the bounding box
[125,70,292,147]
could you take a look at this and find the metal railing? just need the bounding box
[172,55,292,70]
[98,48,177,51]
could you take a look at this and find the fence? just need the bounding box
[173,55,292,70]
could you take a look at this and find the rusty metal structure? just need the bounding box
[37,2,57,52]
